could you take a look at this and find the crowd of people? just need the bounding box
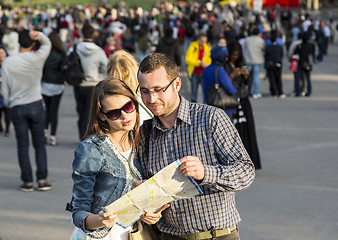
[0,2,336,239]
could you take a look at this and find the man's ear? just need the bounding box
[174,77,182,92]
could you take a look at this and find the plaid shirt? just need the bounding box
[138,96,255,236]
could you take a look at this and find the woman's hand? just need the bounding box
[141,204,170,225]
[98,210,118,228]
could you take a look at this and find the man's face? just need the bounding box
[138,67,180,118]
[198,36,207,47]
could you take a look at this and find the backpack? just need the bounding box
[61,44,85,86]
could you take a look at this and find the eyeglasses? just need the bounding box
[102,100,136,121]
[136,77,177,96]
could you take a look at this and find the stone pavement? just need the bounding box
[1,43,338,240]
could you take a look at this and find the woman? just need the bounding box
[295,32,315,97]
[224,41,261,170]
[106,50,153,124]
[70,78,166,240]
[202,46,237,118]
[41,31,66,145]
[0,45,10,136]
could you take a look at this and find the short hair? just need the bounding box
[19,29,34,48]
[106,50,139,93]
[138,53,178,80]
[82,23,94,39]
[251,27,260,36]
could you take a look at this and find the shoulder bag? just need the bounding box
[207,66,239,109]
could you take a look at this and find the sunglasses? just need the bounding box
[102,100,136,121]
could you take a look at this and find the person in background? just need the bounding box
[224,41,262,170]
[264,30,285,98]
[106,50,153,124]
[74,23,108,140]
[244,27,265,99]
[1,30,52,191]
[70,78,168,240]
[0,45,10,136]
[103,35,120,58]
[295,32,315,97]
[156,27,181,68]
[202,46,237,119]
[41,31,66,146]
[185,33,211,102]
[137,53,255,240]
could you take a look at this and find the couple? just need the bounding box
[70,53,255,240]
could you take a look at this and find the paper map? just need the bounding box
[102,160,203,228]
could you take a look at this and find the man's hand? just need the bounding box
[200,60,208,69]
[141,204,170,225]
[179,156,205,181]
[29,31,39,41]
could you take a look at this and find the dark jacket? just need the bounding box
[156,37,181,67]
[264,42,284,66]
[42,48,65,84]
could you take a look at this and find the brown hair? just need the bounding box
[138,53,178,80]
[83,78,140,150]
[48,31,66,57]
[106,50,139,93]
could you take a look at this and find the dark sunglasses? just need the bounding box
[102,100,136,121]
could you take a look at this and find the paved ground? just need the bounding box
[1,42,338,240]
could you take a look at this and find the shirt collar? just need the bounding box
[153,96,192,131]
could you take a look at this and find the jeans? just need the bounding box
[190,73,203,102]
[296,69,311,96]
[43,93,63,136]
[10,100,48,183]
[74,86,94,139]
[247,64,261,96]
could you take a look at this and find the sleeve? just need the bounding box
[185,42,200,67]
[202,44,212,65]
[35,32,52,61]
[218,68,237,95]
[1,61,10,106]
[98,49,108,74]
[200,108,255,192]
[71,142,103,235]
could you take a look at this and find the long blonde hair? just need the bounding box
[106,50,139,94]
[83,77,140,150]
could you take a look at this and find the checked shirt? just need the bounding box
[138,96,255,236]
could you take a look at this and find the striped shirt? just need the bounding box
[138,96,255,236]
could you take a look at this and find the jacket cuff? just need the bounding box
[199,165,217,186]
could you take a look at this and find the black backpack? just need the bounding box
[61,44,85,86]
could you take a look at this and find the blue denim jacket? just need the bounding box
[71,134,142,237]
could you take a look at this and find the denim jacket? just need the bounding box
[71,134,142,238]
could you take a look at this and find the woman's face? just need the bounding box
[0,49,7,62]
[229,50,240,63]
[100,94,137,134]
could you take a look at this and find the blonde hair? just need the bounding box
[106,50,139,94]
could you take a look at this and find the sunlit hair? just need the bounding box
[83,78,140,150]
[138,53,178,81]
[48,31,66,57]
[106,50,139,94]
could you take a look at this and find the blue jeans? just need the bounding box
[190,73,203,102]
[10,100,48,183]
[247,64,261,95]
[296,69,311,95]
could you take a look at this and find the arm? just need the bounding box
[71,142,116,234]
[218,68,237,95]
[1,61,10,106]
[202,109,255,192]
[185,42,201,67]
[32,31,52,61]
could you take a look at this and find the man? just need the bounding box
[185,33,211,102]
[137,53,255,239]
[74,23,107,139]
[156,27,181,68]
[1,30,52,191]
[244,27,265,99]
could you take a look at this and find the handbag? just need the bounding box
[207,66,239,109]
[289,54,299,72]
[129,220,161,240]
